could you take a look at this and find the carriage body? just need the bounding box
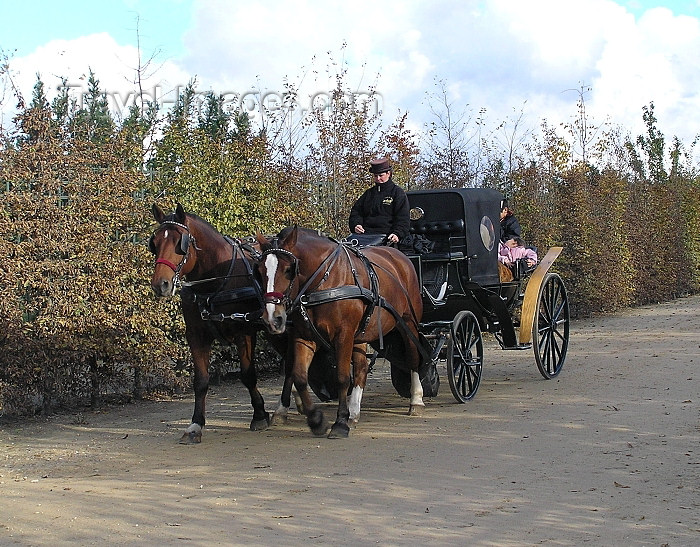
[406,188,518,328]
[402,188,570,402]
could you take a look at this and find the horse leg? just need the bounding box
[328,336,355,439]
[404,325,425,417]
[408,370,425,416]
[292,338,328,436]
[181,344,210,444]
[272,346,296,425]
[348,343,368,426]
[235,333,270,431]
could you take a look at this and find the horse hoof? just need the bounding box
[308,408,329,436]
[311,423,329,436]
[271,412,288,426]
[328,423,350,439]
[408,404,424,417]
[250,413,270,431]
[179,431,202,444]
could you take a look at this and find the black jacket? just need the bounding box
[348,179,410,239]
[500,213,522,242]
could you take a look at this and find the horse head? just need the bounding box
[255,226,301,335]
[149,203,197,297]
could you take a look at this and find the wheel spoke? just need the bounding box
[533,274,569,379]
[447,311,483,403]
[458,365,467,393]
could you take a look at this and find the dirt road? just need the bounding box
[1,296,699,546]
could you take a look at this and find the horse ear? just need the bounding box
[280,225,298,248]
[256,232,272,251]
[152,203,165,223]
[175,203,186,223]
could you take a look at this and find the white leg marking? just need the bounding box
[186,423,202,434]
[410,371,425,407]
[274,396,290,416]
[293,390,304,414]
[271,396,291,425]
[348,386,364,421]
[264,254,279,323]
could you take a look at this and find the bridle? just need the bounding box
[259,243,345,310]
[150,220,196,288]
[259,248,299,306]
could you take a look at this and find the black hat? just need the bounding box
[369,157,392,174]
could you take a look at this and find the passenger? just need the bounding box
[500,198,522,243]
[349,157,410,246]
[498,237,538,268]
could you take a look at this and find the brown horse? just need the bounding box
[256,226,426,438]
[150,203,297,443]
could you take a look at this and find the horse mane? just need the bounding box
[278,225,331,241]
[165,209,231,244]
[184,212,220,236]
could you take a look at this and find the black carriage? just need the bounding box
[396,187,570,403]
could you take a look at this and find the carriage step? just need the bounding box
[502,343,532,351]
[423,282,448,305]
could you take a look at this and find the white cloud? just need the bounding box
[4,33,190,123]
[591,6,700,142]
[4,0,700,153]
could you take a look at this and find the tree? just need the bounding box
[421,78,484,188]
[380,112,421,192]
[0,73,187,415]
[146,80,284,236]
[305,71,382,236]
[70,69,114,143]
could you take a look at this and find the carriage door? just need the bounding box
[465,196,500,285]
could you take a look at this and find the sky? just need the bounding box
[2,0,700,156]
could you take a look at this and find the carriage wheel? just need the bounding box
[533,273,570,379]
[447,311,483,403]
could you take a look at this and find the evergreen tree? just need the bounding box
[71,69,115,143]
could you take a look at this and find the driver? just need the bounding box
[348,157,410,245]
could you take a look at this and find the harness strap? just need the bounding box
[284,237,426,362]
[300,286,374,306]
[371,295,432,365]
[291,244,345,310]
[370,259,423,332]
[226,236,265,310]
[202,238,240,306]
[184,238,266,324]
[348,246,381,336]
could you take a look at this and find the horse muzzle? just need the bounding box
[152,276,176,297]
[262,304,287,334]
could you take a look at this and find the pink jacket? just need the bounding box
[498,242,537,266]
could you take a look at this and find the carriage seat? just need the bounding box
[409,219,466,260]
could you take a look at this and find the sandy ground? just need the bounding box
[1,296,698,546]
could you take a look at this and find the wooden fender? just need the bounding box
[518,247,563,345]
